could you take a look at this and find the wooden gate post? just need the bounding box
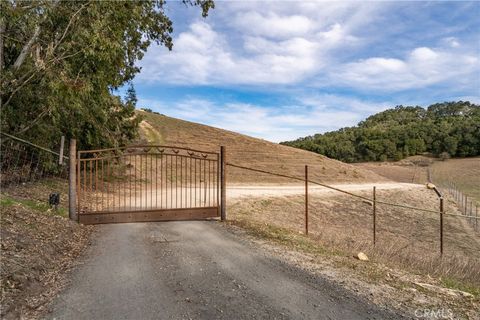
[69,139,77,221]
[305,165,309,235]
[220,146,226,221]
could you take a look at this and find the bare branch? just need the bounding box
[13,25,40,69]
[12,0,60,70]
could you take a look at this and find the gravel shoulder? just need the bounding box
[47,221,403,319]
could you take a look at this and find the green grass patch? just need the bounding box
[442,277,480,297]
[0,194,67,217]
[229,219,336,256]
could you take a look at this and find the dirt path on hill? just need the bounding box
[227,182,423,199]
[47,221,403,319]
[104,182,423,211]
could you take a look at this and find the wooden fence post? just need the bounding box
[305,165,309,235]
[58,136,65,165]
[69,139,77,221]
[476,205,478,232]
[440,197,444,256]
[220,146,226,221]
[373,186,376,247]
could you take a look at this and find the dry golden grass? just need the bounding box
[353,156,431,184]
[228,187,480,288]
[430,157,480,203]
[137,111,386,184]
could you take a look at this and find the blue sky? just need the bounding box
[131,1,480,142]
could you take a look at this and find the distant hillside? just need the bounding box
[136,110,386,184]
[281,101,480,163]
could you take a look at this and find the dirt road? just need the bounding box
[48,221,402,319]
[227,182,422,199]
[116,182,422,210]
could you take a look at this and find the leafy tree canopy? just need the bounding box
[0,0,214,150]
[281,101,480,162]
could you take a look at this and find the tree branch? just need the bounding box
[13,0,60,70]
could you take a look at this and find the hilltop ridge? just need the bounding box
[137,110,386,184]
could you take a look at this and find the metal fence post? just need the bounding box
[305,165,309,235]
[440,197,444,256]
[220,146,226,221]
[373,186,376,247]
[69,139,77,221]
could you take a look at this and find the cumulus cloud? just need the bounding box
[331,46,479,91]
[138,95,391,142]
[136,2,374,86]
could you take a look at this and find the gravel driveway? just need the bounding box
[48,221,403,319]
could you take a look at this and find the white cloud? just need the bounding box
[136,2,374,86]
[138,95,391,142]
[332,46,479,91]
[138,21,323,85]
[233,11,315,39]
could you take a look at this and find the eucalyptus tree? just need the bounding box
[0,0,214,150]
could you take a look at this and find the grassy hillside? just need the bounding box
[431,157,480,203]
[354,156,480,203]
[137,110,386,184]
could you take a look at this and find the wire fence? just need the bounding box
[440,181,478,231]
[428,167,479,231]
[0,132,68,187]
[226,162,479,257]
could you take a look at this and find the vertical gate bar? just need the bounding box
[373,186,376,247]
[220,146,226,221]
[129,155,132,211]
[150,153,152,210]
[170,155,173,209]
[305,165,308,235]
[216,153,220,209]
[161,154,163,209]
[101,159,104,211]
[105,159,108,212]
[121,156,124,211]
[180,156,183,209]
[89,159,93,212]
[135,154,138,209]
[190,157,192,207]
[95,160,98,212]
[204,159,207,206]
[207,159,210,207]
[194,158,197,207]
[156,154,158,208]
[183,156,188,208]
[140,153,143,210]
[176,155,178,209]
[145,154,147,210]
[68,139,77,221]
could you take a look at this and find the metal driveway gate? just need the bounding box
[76,145,224,224]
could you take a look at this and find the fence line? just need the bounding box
[441,181,478,231]
[227,162,448,215]
[429,167,478,231]
[226,161,479,256]
[0,132,68,187]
